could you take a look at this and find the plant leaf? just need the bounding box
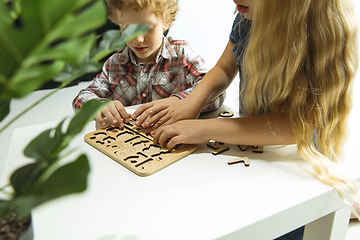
[34,154,90,196]
[3,61,66,99]
[23,129,57,162]
[10,162,44,196]
[92,24,151,62]
[0,0,107,100]
[0,99,10,122]
[5,154,90,218]
[43,0,105,42]
[53,62,103,82]
[0,200,12,217]
[23,99,106,162]
[24,33,96,68]
[53,24,151,83]
[3,195,49,218]
[112,24,151,49]
[65,99,107,140]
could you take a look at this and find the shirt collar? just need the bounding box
[117,36,178,65]
[161,36,178,60]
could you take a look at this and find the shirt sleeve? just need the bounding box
[230,13,242,45]
[72,59,113,111]
[171,42,225,113]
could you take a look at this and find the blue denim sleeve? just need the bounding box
[229,13,242,45]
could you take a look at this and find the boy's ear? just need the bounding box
[163,21,171,31]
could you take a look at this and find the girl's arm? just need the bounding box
[182,40,239,112]
[152,42,296,148]
[153,112,296,149]
[132,40,239,130]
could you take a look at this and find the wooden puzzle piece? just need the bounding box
[238,145,263,153]
[238,145,247,151]
[219,110,234,117]
[84,121,196,177]
[252,146,263,153]
[212,145,230,155]
[207,141,224,150]
[228,157,250,167]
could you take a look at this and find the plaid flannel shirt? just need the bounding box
[72,36,225,112]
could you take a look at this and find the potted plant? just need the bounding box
[0,0,149,238]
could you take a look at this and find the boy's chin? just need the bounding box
[134,54,153,64]
[133,51,158,64]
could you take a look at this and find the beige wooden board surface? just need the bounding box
[84,119,196,176]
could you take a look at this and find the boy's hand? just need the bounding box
[95,100,131,128]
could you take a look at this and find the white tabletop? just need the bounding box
[2,104,359,240]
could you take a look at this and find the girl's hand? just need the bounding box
[131,97,180,128]
[153,119,211,149]
[132,97,203,132]
[95,100,131,128]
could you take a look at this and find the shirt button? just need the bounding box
[120,80,124,85]
[142,93,147,98]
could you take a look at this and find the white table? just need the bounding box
[1,105,359,240]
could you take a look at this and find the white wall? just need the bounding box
[345,0,360,167]
[168,0,239,110]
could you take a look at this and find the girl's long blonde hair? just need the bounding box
[242,0,359,216]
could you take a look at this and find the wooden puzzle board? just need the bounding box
[84,119,197,177]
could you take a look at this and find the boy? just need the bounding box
[72,0,225,128]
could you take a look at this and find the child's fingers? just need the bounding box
[127,113,132,118]
[101,106,122,126]
[152,126,164,145]
[134,110,150,126]
[114,101,129,123]
[136,106,169,126]
[141,110,168,128]
[94,101,129,128]
[95,112,106,127]
[132,102,153,119]
[153,125,177,147]
[100,102,127,128]
[162,127,197,149]
[145,114,171,132]
[134,107,159,126]
[166,136,182,150]
[147,104,169,115]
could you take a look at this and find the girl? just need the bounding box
[139,0,360,220]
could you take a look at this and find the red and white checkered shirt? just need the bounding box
[72,36,225,112]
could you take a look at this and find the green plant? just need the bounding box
[0,0,150,127]
[0,0,149,236]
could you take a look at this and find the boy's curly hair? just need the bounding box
[106,0,179,27]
